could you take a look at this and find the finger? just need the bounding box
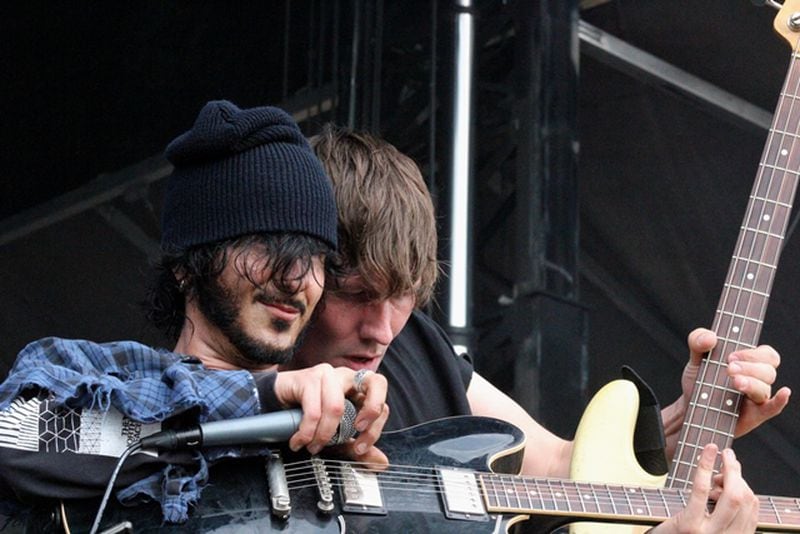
[728,349,779,396]
[353,371,388,432]
[729,371,772,404]
[710,449,757,530]
[352,402,390,458]
[687,328,717,366]
[306,365,346,454]
[729,344,780,370]
[735,386,792,437]
[684,443,718,520]
[335,441,389,468]
[287,367,325,452]
[357,446,389,467]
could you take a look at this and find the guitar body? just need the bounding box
[59,416,533,534]
[569,380,665,534]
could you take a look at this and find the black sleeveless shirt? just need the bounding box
[379,310,474,430]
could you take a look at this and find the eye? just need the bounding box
[338,290,372,303]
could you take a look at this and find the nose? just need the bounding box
[359,300,395,346]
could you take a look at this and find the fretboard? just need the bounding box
[668,48,800,489]
[479,472,800,531]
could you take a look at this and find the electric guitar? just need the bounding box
[57,416,800,533]
[570,2,800,532]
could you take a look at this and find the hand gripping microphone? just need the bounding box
[140,399,358,450]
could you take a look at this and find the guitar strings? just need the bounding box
[272,457,800,524]
[671,37,800,490]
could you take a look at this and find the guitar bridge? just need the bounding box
[266,451,291,519]
[311,456,335,513]
[438,467,489,521]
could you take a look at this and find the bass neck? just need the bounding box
[668,0,800,489]
[478,469,800,531]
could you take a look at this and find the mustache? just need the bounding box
[255,291,307,315]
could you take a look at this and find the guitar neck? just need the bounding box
[478,471,800,531]
[668,35,800,488]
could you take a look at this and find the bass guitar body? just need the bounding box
[569,379,665,534]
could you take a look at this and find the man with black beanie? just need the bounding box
[0,101,389,529]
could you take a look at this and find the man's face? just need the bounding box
[291,274,415,372]
[197,246,325,369]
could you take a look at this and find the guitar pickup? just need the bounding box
[438,467,489,521]
[339,463,386,515]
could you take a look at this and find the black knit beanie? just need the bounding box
[160,100,337,252]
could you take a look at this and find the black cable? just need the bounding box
[89,441,142,534]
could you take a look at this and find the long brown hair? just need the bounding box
[310,125,438,306]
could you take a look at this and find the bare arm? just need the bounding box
[466,371,573,478]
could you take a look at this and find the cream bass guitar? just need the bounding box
[571,2,800,532]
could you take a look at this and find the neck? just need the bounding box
[173,303,277,372]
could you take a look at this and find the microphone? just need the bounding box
[140,399,358,450]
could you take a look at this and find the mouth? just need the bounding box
[341,354,382,372]
[257,295,305,322]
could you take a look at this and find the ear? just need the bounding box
[173,267,189,293]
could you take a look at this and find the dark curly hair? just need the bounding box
[145,232,331,341]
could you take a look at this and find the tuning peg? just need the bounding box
[751,0,783,10]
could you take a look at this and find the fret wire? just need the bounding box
[769,496,780,524]
[520,476,532,511]
[621,485,634,516]
[545,479,556,511]
[534,478,545,511]
[747,194,794,208]
[499,474,510,508]
[512,475,522,510]
[719,283,770,298]
[697,359,730,368]
[685,407,738,430]
[715,310,765,323]
[642,486,653,518]
[487,474,498,508]
[768,128,800,139]
[606,484,618,516]
[713,335,756,347]
[576,481,591,514]
[760,162,800,177]
[590,481,601,515]
[729,255,779,268]
[738,226,786,240]
[557,479,571,513]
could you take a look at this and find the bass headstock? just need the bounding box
[774,0,800,49]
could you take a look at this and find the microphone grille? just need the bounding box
[329,399,358,445]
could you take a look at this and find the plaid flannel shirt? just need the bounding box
[0,337,262,523]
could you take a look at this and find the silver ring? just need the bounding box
[353,369,370,395]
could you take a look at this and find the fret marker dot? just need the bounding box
[555,492,563,497]
[781,148,789,156]
[529,491,538,496]
[747,273,754,280]
[764,214,771,222]
[628,488,636,493]
[726,399,733,406]
[732,326,740,333]
[701,392,709,400]
[637,508,644,514]
[506,488,514,494]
